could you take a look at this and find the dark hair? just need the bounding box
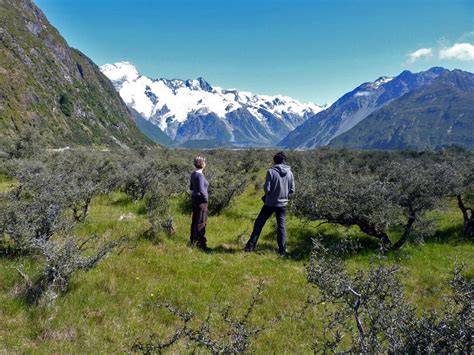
[273,151,287,164]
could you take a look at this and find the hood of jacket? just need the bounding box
[271,164,291,177]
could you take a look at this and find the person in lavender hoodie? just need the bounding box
[189,156,209,250]
[245,151,295,256]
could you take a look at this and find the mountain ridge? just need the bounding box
[329,69,474,150]
[101,61,327,147]
[0,0,151,149]
[278,67,449,149]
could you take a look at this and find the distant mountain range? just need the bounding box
[103,62,473,151]
[101,62,327,147]
[278,67,450,149]
[330,69,474,150]
[0,0,472,151]
[0,0,151,149]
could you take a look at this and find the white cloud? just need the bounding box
[406,48,433,64]
[439,43,474,61]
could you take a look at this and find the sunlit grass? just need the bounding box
[0,173,473,352]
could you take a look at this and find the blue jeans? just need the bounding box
[247,205,287,254]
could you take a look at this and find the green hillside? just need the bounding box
[330,70,474,150]
[0,0,151,148]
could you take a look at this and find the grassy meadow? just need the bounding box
[0,171,473,353]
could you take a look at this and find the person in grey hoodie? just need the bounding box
[245,151,295,256]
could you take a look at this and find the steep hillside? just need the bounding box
[330,70,474,150]
[278,67,447,149]
[0,0,151,148]
[101,62,326,147]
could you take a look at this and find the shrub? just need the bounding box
[59,94,73,117]
[15,234,124,304]
[61,151,122,221]
[3,160,75,249]
[308,238,473,353]
[132,281,280,354]
[440,150,474,238]
[145,186,175,237]
[292,161,395,248]
[293,157,457,250]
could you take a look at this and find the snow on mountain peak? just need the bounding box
[373,76,394,87]
[100,62,140,83]
[100,61,326,141]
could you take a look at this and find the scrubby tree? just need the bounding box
[3,160,75,249]
[292,161,395,248]
[132,281,280,354]
[293,158,457,250]
[15,234,124,304]
[1,154,126,304]
[48,151,123,221]
[206,166,248,215]
[378,159,455,249]
[441,151,474,238]
[145,186,175,237]
[308,238,472,353]
[5,128,46,159]
[121,158,161,202]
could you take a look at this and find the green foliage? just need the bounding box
[293,151,470,250]
[0,147,473,352]
[0,0,151,148]
[308,238,472,353]
[59,94,73,117]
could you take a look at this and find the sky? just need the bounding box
[36,0,474,104]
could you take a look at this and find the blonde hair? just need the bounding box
[194,156,206,169]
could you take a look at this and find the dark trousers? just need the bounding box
[247,205,287,254]
[190,198,208,247]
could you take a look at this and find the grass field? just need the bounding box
[1,174,473,353]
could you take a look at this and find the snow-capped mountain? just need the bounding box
[101,62,326,147]
[278,67,448,149]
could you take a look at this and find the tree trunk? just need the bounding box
[457,195,474,238]
[73,198,91,222]
[357,222,393,249]
[392,209,416,250]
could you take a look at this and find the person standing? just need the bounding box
[189,156,209,250]
[245,151,295,256]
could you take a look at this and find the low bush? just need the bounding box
[308,238,472,353]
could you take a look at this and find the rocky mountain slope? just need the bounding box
[330,69,474,150]
[278,67,448,149]
[101,62,326,147]
[0,0,151,148]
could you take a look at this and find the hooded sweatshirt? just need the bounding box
[263,164,295,207]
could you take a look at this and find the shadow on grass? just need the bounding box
[285,222,382,261]
[109,195,147,216]
[388,223,469,250]
[210,245,239,254]
[425,224,468,245]
[110,195,133,207]
[0,243,31,260]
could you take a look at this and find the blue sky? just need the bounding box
[36,0,474,104]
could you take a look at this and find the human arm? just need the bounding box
[263,170,272,194]
[196,173,208,203]
[289,172,295,195]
